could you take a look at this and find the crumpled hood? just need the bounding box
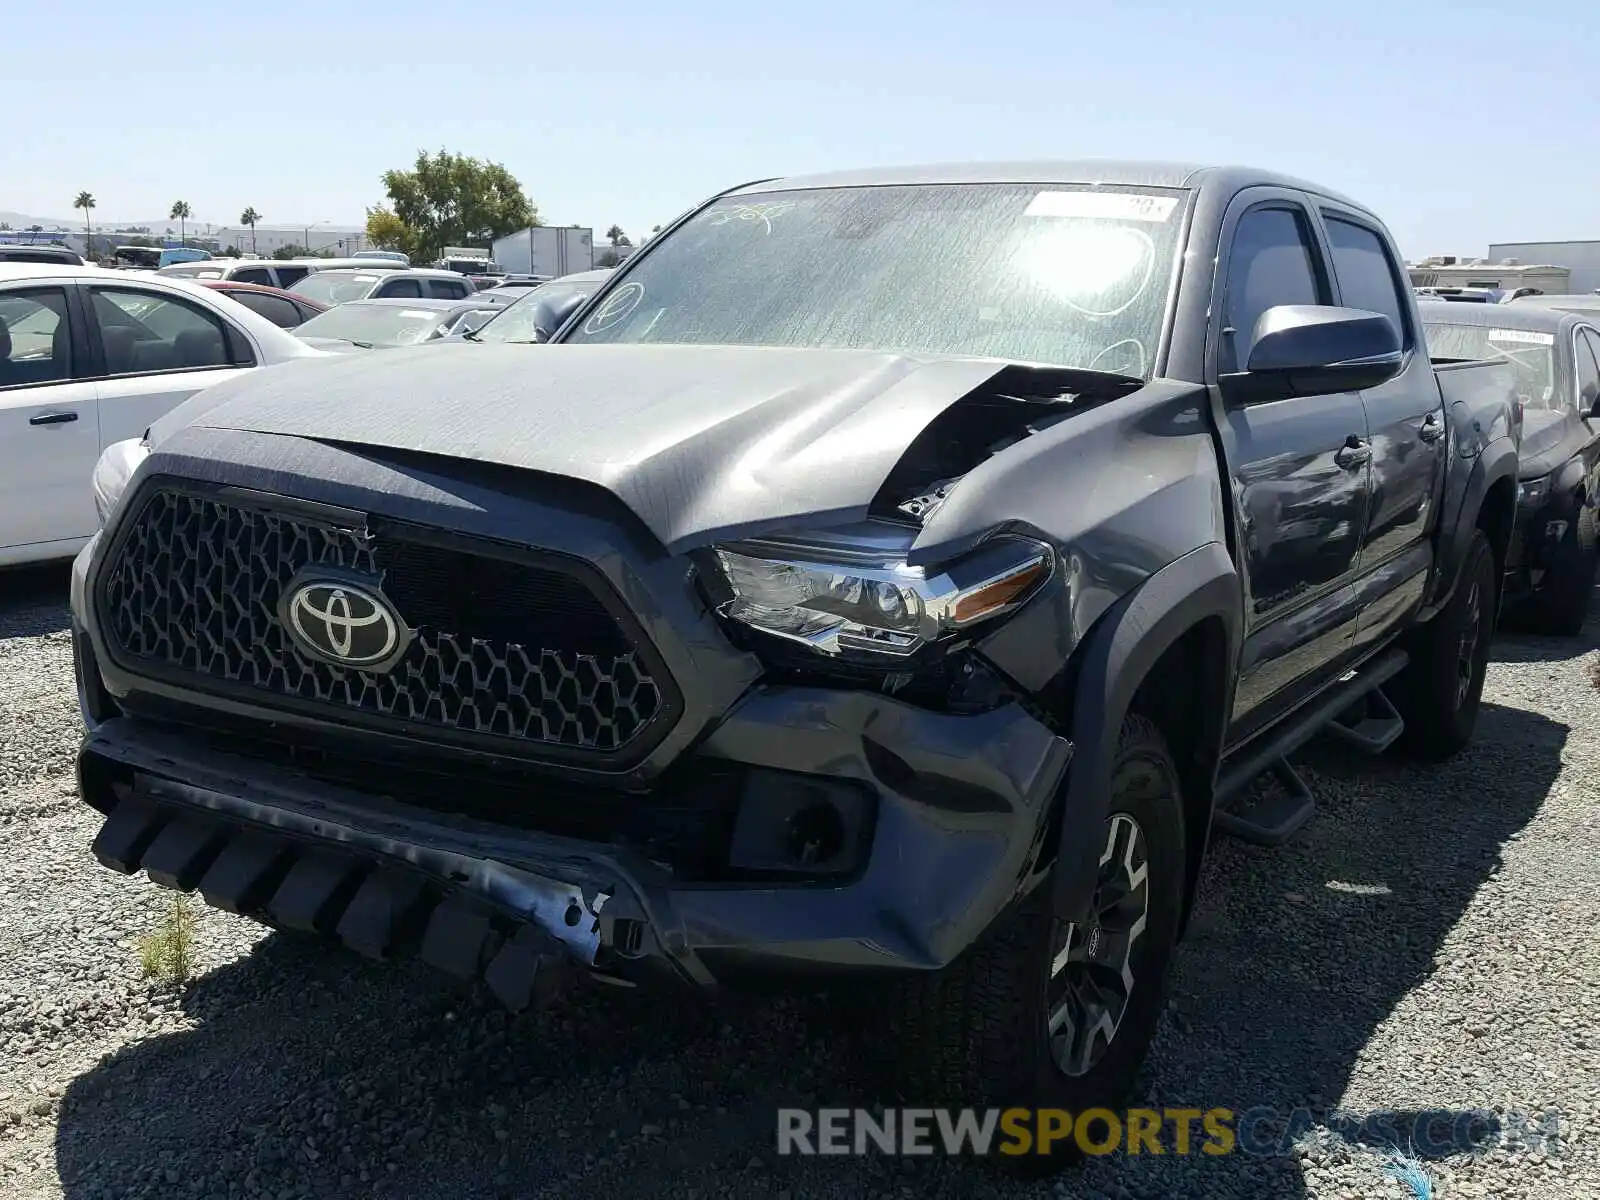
[152,342,1038,551]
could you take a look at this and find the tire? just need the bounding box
[1530,499,1597,637]
[887,714,1186,1170]
[1394,528,1496,760]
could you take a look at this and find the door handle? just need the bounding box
[1334,437,1371,470]
[1418,411,1445,443]
[28,411,78,426]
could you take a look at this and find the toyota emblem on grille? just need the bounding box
[280,573,410,671]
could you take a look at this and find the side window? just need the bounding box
[1323,215,1411,348]
[1576,329,1600,415]
[1220,205,1328,374]
[233,292,303,328]
[429,279,468,300]
[90,289,233,376]
[273,266,311,288]
[231,267,274,286]
[380,278,423,298]
[0,287,73,389]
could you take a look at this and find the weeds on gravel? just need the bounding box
[137,894,197,984]
[1382,1153,1434,1199]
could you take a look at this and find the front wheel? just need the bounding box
[1530,500,1597,636]
[1394,528,1497,760]
[887,714,1186,1168]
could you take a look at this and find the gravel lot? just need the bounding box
[1,562,1597,1200]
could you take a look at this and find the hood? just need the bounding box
[152,342,1097,552]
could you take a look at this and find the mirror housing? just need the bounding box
[530,290,588,342]
[1222,305,1403,404]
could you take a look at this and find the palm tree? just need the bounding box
[239,207,262,254]
[73,192,96,256]
[169,200,192,247]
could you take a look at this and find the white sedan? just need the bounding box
[0,264,326,567]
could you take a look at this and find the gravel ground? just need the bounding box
[1,562,1597,1200]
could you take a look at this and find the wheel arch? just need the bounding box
[1048,542,1241,929]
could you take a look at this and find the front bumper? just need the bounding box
[74,659,1073,997]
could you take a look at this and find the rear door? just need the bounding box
[82,283,257,447]
[0,284,102,555]
[1315,204,1445,650]
[1211,192,1375,739]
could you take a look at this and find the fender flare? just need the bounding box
[1427,436,1518,614]
[1049,541,1241,922]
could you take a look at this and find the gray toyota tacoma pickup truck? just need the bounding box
[72,161,1518,1141]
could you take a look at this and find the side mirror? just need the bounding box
[530,291,588,342]
[1222,305,1403,404]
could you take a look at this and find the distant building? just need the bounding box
[1407,256,1570,295]
[1487,241,1600,295]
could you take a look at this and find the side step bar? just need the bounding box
[1213,648,1409,846]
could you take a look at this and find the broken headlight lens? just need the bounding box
[710,531,1052,659]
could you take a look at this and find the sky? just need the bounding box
[3,0,1596,260]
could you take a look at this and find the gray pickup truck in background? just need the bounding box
[71,160,1518,1164]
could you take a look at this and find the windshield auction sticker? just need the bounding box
[1024,191,1178,222]
[1487,329,1555,346]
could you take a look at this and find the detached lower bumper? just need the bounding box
[76,686,1072,1000]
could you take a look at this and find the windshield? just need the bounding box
[1423,321,1558,408]
[473,280,606,343]
[294,303,453,346]
[290,272,385,304]
[560,183,1189,377]
[443,258,498,275]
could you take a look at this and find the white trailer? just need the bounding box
[492,227,594,279]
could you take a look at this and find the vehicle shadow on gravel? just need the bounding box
[51,701,1565,1200]
[0,563,72,637]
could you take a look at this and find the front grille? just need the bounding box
[99,485,671,758]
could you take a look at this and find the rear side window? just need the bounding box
[274,266,310,288]
[231,267,274,286]
[1221,206,1328,374]
[0,287,73,388]
[379,278,423,298]
[429,279,469,300]
[1324,215,1411,349]
[90,288,236,376]
[232,292,303,328]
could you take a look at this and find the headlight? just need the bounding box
[1518,476,1550,508]
[92,436,150,527]
[709,530,1052,659]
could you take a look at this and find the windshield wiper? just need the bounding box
[461,329,482,342]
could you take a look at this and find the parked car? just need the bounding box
[287,268,478,306]
[0,244,85,267]
[485,274,552,292]
[292,298,501,350]
[351,250,411,266]
[70,161,1519,1154]
[159,258,402,292]
[0,263,323,567]
[199,280,328,329]
[459,269,613,342]
[1423,303,1600,632]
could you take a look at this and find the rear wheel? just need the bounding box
[888,714,1185,1169]
[1394,528,1496,760]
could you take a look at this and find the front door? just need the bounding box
[1211,195,1375,738]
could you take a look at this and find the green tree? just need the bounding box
[222,245,240,257]
[378,149,535,265]
[27,225,42,233]
[239,207,262,254]
[364,206,419,260]
[0,222,11,231]
[596,249,620,268]
[74,192,96,249]
[605,224,632,248]
[271,243,309,260]
[169,200,191,246]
